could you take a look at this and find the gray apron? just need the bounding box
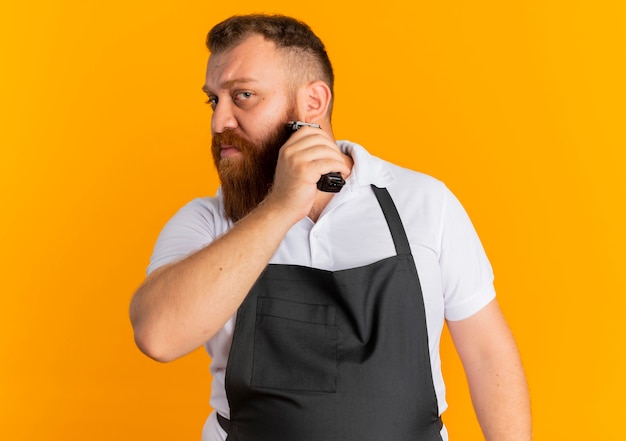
[219,185,443,441]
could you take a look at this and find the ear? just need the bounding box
[297,80,332,122]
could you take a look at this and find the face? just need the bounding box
[203,34,299,221]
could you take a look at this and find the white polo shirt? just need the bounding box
[148,141,496,441]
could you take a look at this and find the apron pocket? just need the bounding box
[251,296,338,393]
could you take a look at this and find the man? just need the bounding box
[130,14,531,441]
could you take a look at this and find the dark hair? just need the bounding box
[207,14,334,102]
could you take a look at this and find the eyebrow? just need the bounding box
[202,78,258,95]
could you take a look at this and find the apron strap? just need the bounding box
[371,185,412,256]
[217,413,230,434]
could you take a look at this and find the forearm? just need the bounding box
[464,344,532,440]
[448,300,532,441]
[130,198,296,362]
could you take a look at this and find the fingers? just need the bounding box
[263,127,349,222]
[278,128,350,185]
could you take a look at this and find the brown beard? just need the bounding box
[212,122,293,222]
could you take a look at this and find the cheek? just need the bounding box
[248,109,289,141]
[237,91,294,141]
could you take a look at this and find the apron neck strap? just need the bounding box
[371,185,412,256]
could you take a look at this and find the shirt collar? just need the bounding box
[337,140,394,189]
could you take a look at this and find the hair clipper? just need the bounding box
[286,121,345,193]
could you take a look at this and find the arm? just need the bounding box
[129,128,351,362]
[130,198,295,362]
[447,299,532,441]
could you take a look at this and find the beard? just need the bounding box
[211,115,295,222]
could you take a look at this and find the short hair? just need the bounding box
[207,14,335,113]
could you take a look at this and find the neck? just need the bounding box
[308,192,335,223]
[307,149,354,223]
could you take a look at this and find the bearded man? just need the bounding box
[130,14,531,441]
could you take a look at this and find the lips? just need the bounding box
[220,145,241,158]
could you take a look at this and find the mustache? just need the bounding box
[211,130,256,152]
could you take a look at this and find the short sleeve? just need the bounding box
[439,188,496,321]
[147,198,222,275]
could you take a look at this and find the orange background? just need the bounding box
[1,1,625,439]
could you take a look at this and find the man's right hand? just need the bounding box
[265,126,352,223]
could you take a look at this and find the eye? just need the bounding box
[205,96,218,110]
[234,91,254,106]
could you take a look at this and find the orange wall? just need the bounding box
[1,1,625,439]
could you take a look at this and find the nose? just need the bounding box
[211,100,238,134]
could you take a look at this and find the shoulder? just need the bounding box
[339,139,449,198]
[381,159,453,226]
[340,139,456,230]
[170,196,224,225]
[387,162,449,198]
[156,196,229,238]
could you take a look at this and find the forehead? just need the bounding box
[205,34,287,91]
